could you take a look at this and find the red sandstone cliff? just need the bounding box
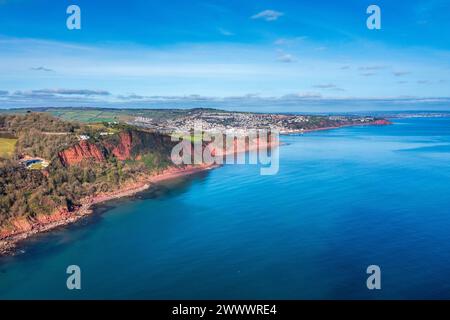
[58,131,137,166]
[58,130,174,166]
[372,119,392,125]
[109,131,133,161]
[58,140,106,166]
[205,135,279,159]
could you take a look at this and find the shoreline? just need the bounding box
[279,119,392,135]
[0,164,218,255]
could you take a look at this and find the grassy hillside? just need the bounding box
[0,107,227,123]
[0,138,17,159]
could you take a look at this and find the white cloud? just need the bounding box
[251,10,284,22]
[0,37,449,103]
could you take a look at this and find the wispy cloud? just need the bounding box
[0,37,448,105]
[282,92,323,99]
[30,66,54,72]
[251,10,284,22]
[218,28,234,36]
[14,89,111,96]
[3,92,450,113]
[276,53,296,63]
[313,84,337,89]
[313,84,345,91]
[360,72,376,77]
[393,71,411,77]
[117,93,146,100]
[358,65,387,71]
[274,37,307,46]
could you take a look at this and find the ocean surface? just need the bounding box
[2,117,450,299]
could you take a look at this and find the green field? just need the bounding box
[0,137,17,158]
[0,107,228,124]
[50,110,121,123]
[171,132,203,142]
[49,108,187,123]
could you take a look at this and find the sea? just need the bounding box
[1,117,450,299]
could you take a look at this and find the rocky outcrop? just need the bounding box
[58,140,106,166]
[0,207,75,240]
[0,206,88,254]
[110,131,133,161]
[372,119,392,125]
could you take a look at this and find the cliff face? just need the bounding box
[205,135,278,159]
[58,130,175,167]
[110,131,133,160]
[372,119,392,125]
[58,140,106,166]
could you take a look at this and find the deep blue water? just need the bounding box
[2,117,450,299]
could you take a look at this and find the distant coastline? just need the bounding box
[282,119,391,134]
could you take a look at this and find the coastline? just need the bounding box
[0,120,390,256]
[0,164,218,255]
[279,119,392,135]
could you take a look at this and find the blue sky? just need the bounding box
[0,0,449,111]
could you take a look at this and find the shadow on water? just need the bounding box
[0,169,215,264]
[94,169,212,213]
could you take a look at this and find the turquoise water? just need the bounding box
[2,117,450,299]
